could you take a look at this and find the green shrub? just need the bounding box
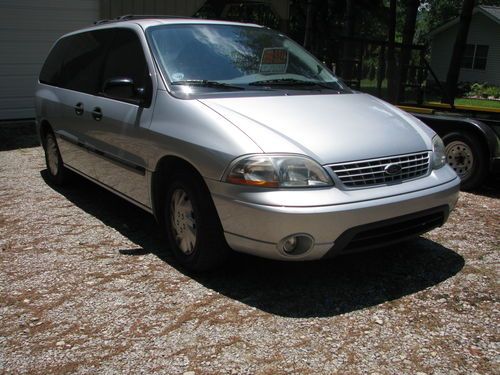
[483,85,500,98]
[467,83,500,99]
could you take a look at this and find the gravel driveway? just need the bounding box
[1,122,499,374]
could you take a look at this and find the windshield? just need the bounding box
[146,24,348,93]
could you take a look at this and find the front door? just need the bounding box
[87,27,156,208]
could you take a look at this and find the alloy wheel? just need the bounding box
[46,135,60,176]
[170,188,197,255]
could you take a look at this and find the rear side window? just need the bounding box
[101,29,149,90]
[40,30,113,94]
[39,38,67,86]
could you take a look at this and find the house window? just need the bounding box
[474,45,488,70]
[461,44,489,70]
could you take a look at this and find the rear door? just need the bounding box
[42,30,113,177]
[88,27,156,207]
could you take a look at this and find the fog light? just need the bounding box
[278,234,314,255]
[283,236,298,253]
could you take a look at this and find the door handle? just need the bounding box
[74,102,84,116]
[91,107,103,121]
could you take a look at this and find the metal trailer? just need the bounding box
[399,104,500,190]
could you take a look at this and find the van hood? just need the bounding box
[199,93,435,164]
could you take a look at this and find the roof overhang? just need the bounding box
[428,6,500,38]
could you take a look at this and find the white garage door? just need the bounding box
[0,0,100,120]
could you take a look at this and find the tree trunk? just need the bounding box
[386,0,397,103]
[443,0,476,104]
[341,0,355,82]
[397,0,419,103]
[303,0,315,50]
[377,45,386,98]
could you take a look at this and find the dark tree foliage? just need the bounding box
[195,0,499,104]
[195,0,280,29]
[289,0,387,68]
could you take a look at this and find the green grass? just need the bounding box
[357,79,500,109]
[360,79,387,88]
[454,98,500,109]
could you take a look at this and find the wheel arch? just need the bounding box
[38,119,53,146]
[150,155,210,224]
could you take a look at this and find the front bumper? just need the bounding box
[207,166,460,260]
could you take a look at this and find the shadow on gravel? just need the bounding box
[0,121,40,151]
[42,169,465,318]
[203,241,464,318]
[470,176,500,199]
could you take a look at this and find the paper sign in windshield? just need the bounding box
[259,48,289,74]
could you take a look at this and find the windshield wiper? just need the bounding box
[171,79,245,90]
[248,78,341,91]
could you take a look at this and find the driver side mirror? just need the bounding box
[101,77,150,106]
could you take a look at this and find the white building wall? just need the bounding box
[430,13,500,85]
[0,0,100,120]
[0,0,206,120]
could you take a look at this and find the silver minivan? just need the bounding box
[36,16,460,270]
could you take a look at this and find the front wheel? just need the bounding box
[443,131,487,191]
[164,172,229,271]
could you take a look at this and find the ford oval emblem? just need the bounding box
[385,163,402,175]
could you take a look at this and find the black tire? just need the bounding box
[164,171,229,271]
[442,131,487,191]
[43,132,67,186]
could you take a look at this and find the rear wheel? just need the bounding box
[43,132,67,185]
[443,131,487,191]
[164,171,229,271]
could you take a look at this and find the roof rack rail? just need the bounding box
[94,14,196,25]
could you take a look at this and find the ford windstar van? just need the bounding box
[36,16,460,270]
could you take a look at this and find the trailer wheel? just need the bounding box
[442,131,487,190]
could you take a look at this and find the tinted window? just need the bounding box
[101,29,149,91]
[40,30,113,93]
[61,31,113,93]
[40,38,67,85]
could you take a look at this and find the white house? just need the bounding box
[429,5,500,86]
[0,0,290,121]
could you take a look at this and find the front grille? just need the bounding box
[328,152,430,188]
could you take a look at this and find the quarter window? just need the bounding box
[39,39,67,86]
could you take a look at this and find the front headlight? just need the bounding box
[225,155,333,188]
[432,135,446,169]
